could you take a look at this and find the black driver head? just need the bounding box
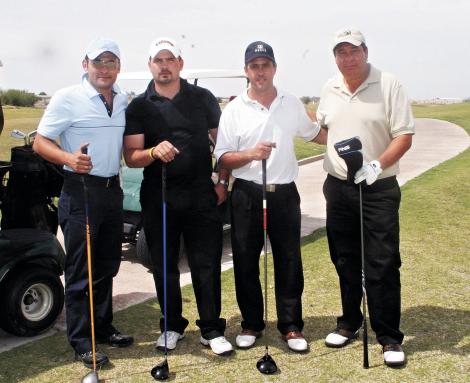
[334,137,363,182]
[151,359,170,381]
[256,353,278,375]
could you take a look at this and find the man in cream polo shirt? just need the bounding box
[317,28,414,367]
[33,38,133,368]
[215,41,326,353]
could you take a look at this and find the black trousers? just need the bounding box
[323,174,404,345]
[230,179,304,335]
[140,183,226,340]
[59,175,123,354]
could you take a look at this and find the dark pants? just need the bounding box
[140,183,226,340]
[230,179,304,335]
[323,174,404,345]
[59,175,123,354]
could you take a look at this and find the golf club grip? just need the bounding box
[363,318,369,368]
[81,146,88,155]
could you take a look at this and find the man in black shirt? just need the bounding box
[123,37,232,355]
[0,98,4,136]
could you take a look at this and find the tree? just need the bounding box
[0,89,39,107]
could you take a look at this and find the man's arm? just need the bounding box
[311,126,328,145]
[33,134,92,173]
[123,134,180,167]
[354,134,412,185]
[0,100,4,136]
[377,134,412,170]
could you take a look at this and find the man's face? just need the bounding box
[82,52,120,91]
[334,43,368,80]
[245,58,276,93]
[148,50,184,85]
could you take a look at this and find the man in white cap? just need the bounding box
[33,37,133,368]
[317,28,414,367]
[123,37,233,355]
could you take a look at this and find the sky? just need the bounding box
[1,0,469,100]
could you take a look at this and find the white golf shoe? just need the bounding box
[383,344,406,367]
[325,328,359,348]
[236,329,262,349]
[200,336,233,355]
[282,331,308,352]
[156,331,184,351]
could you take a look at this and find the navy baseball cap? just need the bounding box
[245,41,276,65]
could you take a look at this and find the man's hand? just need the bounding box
[354,160,382,185]
[250,142,276,161]
[214,183,228,205]
[152,140,180,163]
[68,144,92,173]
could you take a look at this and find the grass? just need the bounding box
[0,104,469,382]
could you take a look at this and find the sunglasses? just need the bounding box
[90,59,119,70]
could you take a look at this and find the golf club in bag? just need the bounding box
[256,159,278,375]
[80,147,100,383]
[333,136,369,369]
[151,162,170,381]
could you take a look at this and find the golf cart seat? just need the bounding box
[0,228,62,260]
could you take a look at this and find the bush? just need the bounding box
[0,89,39,107]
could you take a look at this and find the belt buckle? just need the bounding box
[266,184,276,192]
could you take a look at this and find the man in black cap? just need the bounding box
[215,41,326,352]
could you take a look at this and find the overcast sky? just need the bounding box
[1,0,469,100]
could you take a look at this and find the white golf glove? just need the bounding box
[354,160,382,185]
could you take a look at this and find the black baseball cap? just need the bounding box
[245,41,276,65]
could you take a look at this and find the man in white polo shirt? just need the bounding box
[317,28,414,367]
[33,38,133,368]
[215,41,326,352]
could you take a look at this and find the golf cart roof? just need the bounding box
[118,69,246,81]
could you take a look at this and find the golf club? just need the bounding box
[151,162,170,381]
[256,159,278,375]
[11,129,27,145]
[80,146,100,383]
[334,136,369,369]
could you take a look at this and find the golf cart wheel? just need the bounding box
[136,229,153,269]
[1,268,64,336]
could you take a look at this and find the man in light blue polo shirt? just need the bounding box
[33,38,133,369]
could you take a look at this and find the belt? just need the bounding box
[327,174,397,193]
[235,178,294,193]
[64,170,120,188]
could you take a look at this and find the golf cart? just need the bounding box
[119,69,246,267]
[0,128,65,337]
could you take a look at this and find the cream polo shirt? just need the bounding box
[317,65,414,180]
[215,88,319,184]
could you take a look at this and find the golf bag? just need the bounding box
[0,145,63,234]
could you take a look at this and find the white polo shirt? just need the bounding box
[317,65,414,180]
[37,75,127,177]
[215,88,319,184]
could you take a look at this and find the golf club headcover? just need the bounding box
[334,137,363,182]
[354,160,382,185]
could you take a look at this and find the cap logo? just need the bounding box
[340,30,352,37]
[254,44,267,53]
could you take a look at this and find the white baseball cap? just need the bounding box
[333,28,366,51]
[85,38,121,60]
[148,37,181,59]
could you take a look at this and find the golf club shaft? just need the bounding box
[81,146,97,372]
[262,159,269,355]
[162,163,168,358]
[359,185,369,368]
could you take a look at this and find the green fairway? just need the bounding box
[0,104,469,382]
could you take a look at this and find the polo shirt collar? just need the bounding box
[81,74,121,99]
[333,64,380,94]
[241,87,285,105]
[146,78,190,101]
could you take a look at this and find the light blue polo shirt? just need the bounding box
[37,75,127,177]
